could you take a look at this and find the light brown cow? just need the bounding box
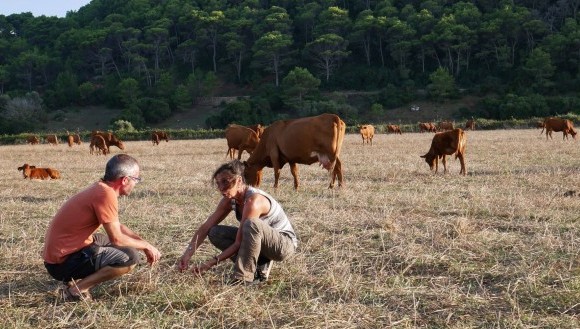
[67,135,74,147]
[90,135,109,155]
[91,131,125,152]
[244,113,346,189]
[419,122,436,133]
[247,124,265,138]
[438,121,454,131]
[225,124,260,160]
[387,125,402,134]
[421,128,467,175]
[26,135,40,144]
[359,124,374,145]
[465,119,475,130]
[17,164,60,180]
[46,134,59,145]
[543,118,577,140]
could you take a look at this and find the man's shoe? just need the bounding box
[255,260,273,282]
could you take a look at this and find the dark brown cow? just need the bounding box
[244,113,346,189]
[543,118,577,140]
[46,134,59,145]
[225,124,260,160]
[91,131,125,152]
[26,135,40,144]
[153,131,169,143]
[151,132,161,145]
[465,119,475,130]
[90,135,109,155]
[421,128,467,175]
[419,122,436,133]
[438,121,454,131]
[387,125,402,134]
[359,124,374,145]
[73,134,82,145]
[17,164,60,180]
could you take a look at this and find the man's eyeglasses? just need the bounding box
[128,176,142,184]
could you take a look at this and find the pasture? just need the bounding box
[1,129,579,328]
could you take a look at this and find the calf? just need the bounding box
[67,135,74,147]
[17,164,60,180]
[465,119,475,130]
[420,128,467,175]
[359,124,375,145]
[90,135,109,155]
[46,134,59,145]
[438,121,454,131]
[26,135,40,144]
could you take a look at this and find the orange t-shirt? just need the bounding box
[43,181,119,264]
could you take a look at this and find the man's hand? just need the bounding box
[144,245,161,265]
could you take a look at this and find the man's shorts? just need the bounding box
[44,233,141,283]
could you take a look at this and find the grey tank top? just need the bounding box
[232,186,298,248]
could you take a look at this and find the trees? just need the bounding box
[304,34,350,82]
[252,31,293,87]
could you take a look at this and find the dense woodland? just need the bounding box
[0,0,579,133]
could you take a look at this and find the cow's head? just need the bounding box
[114,140,125,150]
[17,164,32,178]
[571,129,577,139]
[243,162,262,187]
[420,154,436,171]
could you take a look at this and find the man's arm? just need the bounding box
[102,221,161,265]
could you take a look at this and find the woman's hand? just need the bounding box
[177,254,190,272]
[191,261,213,275]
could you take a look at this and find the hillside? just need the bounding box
[44,95,478,133]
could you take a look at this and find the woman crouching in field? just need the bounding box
[178,160,298,285]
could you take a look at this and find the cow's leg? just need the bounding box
[458,154,466,175]
[289,163,299,190]
[442,155,448,174]
[270,152,281,188]
[329,158,343,188]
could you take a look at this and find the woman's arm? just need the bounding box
[178,197,231,272]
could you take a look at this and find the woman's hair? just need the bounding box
[103,154,139,182]
[212,160,246,185]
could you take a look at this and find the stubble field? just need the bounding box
[0,129,579,328]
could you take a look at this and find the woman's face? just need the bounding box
[215,172,241,199]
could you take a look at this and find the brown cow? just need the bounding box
[73,134,82,145]
[91,131,125,152]
[244,113,346,189]
[387,125,402,134]
[67,135,74,147]
[26,135,40,144]
[225,124,260,160]
[359,124,374,145]
[17,164,60,180]
[151,132,161,145]
[419,122,436,133]
[153,131,169,143]
[465,119,475,130]
[90,135,109,155]
[420,128,467,175]
[438,121,454,131]
[543,118,577,140]
[247,124,265,138]
[46,134,59,145]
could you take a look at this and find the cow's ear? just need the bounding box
[18,166,23,171]
[420,155,426,158]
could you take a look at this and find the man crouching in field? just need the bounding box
[43,154,161,301]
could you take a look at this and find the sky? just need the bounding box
[0,0,92,18]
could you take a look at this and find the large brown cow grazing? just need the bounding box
[359,124,374,145]
[543,118,577,140]
[387,124,402,134]
[419,122,436,133]
[90,135,109,155]
[438,121,454,131]
[17,164,60,180]
[465,119,476,130]
[225,124,260,159]
[244,113,346,189]
[421,128,467,176]
[26,135,40,144]
[91,131,125,152]
[46,134,59,145]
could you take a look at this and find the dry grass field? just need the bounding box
[1,129,579,328]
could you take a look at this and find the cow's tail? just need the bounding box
[455,129,467,159]
[331,116,346,168]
